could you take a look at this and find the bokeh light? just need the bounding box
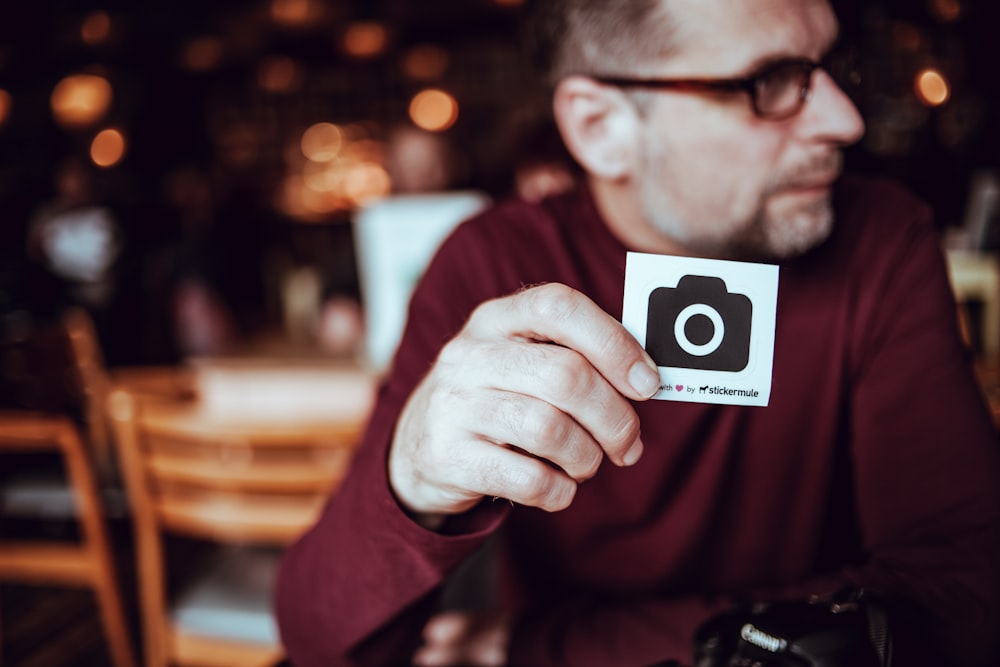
[81,11,112,45]
[409,89,458,132]
[90,128,126,167]
[301,122,343,162]
[303,159,342,193]
[342,22,388,58]
[342,162,390,205]
[401,44,449,81]
[0,89,11,127]
[258,56,302,93]
[281,124,391,220]
[50,73,113,128]
[272,0,321,27]
[915,68,950,106]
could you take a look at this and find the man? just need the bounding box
[276,0,1000,665]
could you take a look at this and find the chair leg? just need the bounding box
[0,586,5,667]
[92,567,137,667]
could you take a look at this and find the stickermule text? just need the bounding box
[701,385,759,398]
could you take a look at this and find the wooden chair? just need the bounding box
[107,387,364,667]
[63,307,196,486]
[0,411,136,667]
[0,307,193,666]
[63,307,116,485]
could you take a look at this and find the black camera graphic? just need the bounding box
[645,275,752,372]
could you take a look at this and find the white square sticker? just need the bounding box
[622,252,779,406]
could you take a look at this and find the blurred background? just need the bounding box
[0,0,997,367]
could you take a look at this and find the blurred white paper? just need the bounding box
[623,252,779,406]
[353,191,490,373]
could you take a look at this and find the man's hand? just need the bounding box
[413,611,513,667]
[389,283,661,523]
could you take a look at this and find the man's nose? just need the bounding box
[797,69,866,146]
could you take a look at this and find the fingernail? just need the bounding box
[628,360,660,398]
[622,437,644,466]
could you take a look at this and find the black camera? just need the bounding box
[645,275,752,372]
[691,590,892,667]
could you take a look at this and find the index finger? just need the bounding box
[466,283,661,401]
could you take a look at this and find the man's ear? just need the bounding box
[553,76,640,181]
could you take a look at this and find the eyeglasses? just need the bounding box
[594,57,823,121]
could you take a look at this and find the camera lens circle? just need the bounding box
[674,304,725,357]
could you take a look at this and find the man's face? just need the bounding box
[631,0,865,261]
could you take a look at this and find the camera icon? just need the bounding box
[645,275,752,372]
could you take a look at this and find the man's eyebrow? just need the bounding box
[733,53,809,78]
[736,27,841,76]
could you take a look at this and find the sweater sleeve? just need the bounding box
[275,399,509,666]
[275,218,513,666]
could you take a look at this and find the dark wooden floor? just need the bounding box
[1,584,117,667]
[0,520,293,667]
[0,514,133,667]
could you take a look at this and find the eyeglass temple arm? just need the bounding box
[592,75,753,94]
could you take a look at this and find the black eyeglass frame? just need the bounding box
[592,57,822,121]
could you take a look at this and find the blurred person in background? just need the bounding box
[143,165,237,359]
[384,124,465,195]
[277,0,1000,665]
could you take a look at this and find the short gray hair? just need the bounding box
[524,0,680,87]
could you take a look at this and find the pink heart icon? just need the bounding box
[675,385,684,392]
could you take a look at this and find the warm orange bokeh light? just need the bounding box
[303,159,342,193]
[342,22,388,58]
[0,89,11,127]
[272,0,317,26]
[401,44,449,81]
[81,11,112,45]
[50,73,113,128]
[258,56,302,93]
[281,123,390,220]
[91,128,126,167]
[409,89,458,132]
[342,162,391,205]
[915,68,950,106]
[301,122,344,162]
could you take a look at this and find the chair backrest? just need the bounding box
[0,411,137,667]
[107,388,363,667]
[63,306,115,479]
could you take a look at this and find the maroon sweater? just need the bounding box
[276,176,1000,666]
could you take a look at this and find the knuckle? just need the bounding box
[501,459,563,508]
[521,283,578,324]
[437,336,474,368]
[539,350,592,403]
[469,295,502,324]
[520,401,601,482]
[523,400,568,444]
